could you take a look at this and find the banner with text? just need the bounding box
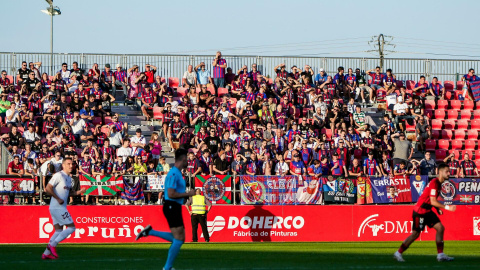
[240,176,323,205]
[322,176,356,204]
[369,176,412,203]
[0,176,35,195]
[146,175,165,191]
[195,175,232,204]
[438,178,480,205]
[80,175,124,196]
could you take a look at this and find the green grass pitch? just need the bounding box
[0,241,479,270]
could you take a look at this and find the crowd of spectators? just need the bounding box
[1,52,480,205]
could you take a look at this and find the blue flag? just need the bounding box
[121,178,144,201]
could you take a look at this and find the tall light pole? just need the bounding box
[41,0,61,75]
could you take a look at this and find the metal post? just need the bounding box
[50,10,53,75]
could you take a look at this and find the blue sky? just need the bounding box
[1,0,479,59]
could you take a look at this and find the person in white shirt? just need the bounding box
[66,74,79,94]
[42,158,86,260]
[117,139,133,162]
[23,124,40,143]
[59,63,71,83]
[275,154,289,176]
[236,94,248,113]
[393,96,414,131]
[130,128,146,154]
[108,125,123,149]
[5,103,19,126]
[70,112,86,137]
[182,65,197,87]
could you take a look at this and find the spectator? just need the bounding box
[315,68,328,86]
[463,68,480,83]
[429,77,444,98]
[458,153,480,177]
[366,66,385,93]
[413,76,429,98]
[393,96,412,131]
[144,64,157,84]
[7,155,24,176]
[355,68,373,103]
[16,61,31,84]
[182,65,197,87]
[391,132,413,167]
[114,64,129,98]
[419,151,437,176]
[443,152,460,177]
[212,51,227,89]
[415,117,430,152]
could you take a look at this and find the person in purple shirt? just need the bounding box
[249,63,261,82]
[413,76,429,98]
[212,51,227,89]
[463,68,480,83]
[429,77,444,98]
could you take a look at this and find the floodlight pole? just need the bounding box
[50,7,53,75]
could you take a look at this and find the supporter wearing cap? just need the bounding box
[101,64,115,92]
[289,152,306,176]
[331,152,348,177]
[315,68,328,86]
[257,102,276,126]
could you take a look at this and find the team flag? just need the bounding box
[356,176,373,205]
[121,178,144,201]
[79,175,124,196]
[195,175,232,204]
[469,81,480,101]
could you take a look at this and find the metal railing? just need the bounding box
[0,143,12,175]
[1,52,478,83]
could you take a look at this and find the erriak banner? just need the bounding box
[1,205,479,243]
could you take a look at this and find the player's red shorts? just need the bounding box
[412,211,441,232]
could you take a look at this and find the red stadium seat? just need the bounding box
[444,91,454,100]
[101,127,110,134]
[475,150,480,160]
[475,160,480,169]
[433,109,445,120]
[431,119,443,130]
[473,110,480,119]
[457,119,469,130]
[406,80,416,90]
[425,139,437,151]
[92,117,102,126]
[441,130,453,139]
[104,117,113,124]
[446,109,458,120]
[436,99,448,110]
[476,100,480,110]
[432,130,440,139]
[437,139,449,150]
[451,139,463,150]
[464,100,474,110]
[454,130,466,140]
[168,77,180,89]
[396,80,404,88]
[435,149,447,162]
[465,139,477,150]
[153,107,163,120]
[444,80,455,91]
[424,100,436,110]
[176,87,187,97]
[460,109,472,120]
[425,109,434,119]
[454,90,464,100]
[450,100,461,110]
[444,119,456,129]
[405,120,416,132]
[472,120,480,130]
[376,89,387,102]
[321,128,332,140]
[218,88,229,96]
[467,129,479,140]
[464,150,474,160]
[456,81,465,90]
[453,150,462,160]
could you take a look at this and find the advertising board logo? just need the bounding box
[358,214,420,237]
[203,216,226,238]
[474,217,480,236]
[203,176,225,202]
[39,218,54,238]
[440,180,456,201]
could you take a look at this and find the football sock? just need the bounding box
[436,241,444,254]
[164,239,184,270]
[52,226,75,247]
[148,230,174,242]
[44,230,62,255]
[398,243,408,254]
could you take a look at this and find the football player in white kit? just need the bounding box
[42,158,86,260]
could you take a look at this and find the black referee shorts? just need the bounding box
[163,200,184,228]
[412,211,441,233]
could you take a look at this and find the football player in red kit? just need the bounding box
[394,163,456,262]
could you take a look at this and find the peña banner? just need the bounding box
[438,178,480,205]
[195,175,232,204]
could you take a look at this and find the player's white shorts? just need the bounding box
[50,208,73,226]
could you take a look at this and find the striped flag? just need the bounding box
[80,175,124,196]
[121,178,144,201]
[469,81,480,101]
